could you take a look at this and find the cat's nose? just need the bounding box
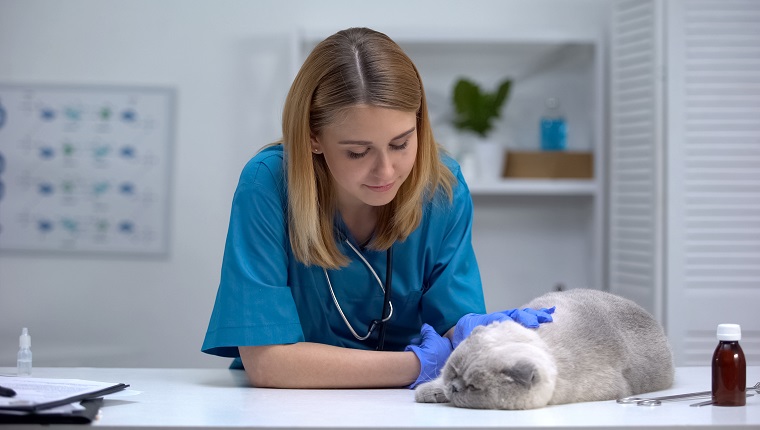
[451,379,464,393]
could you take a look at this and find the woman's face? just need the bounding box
[312,105,418,212]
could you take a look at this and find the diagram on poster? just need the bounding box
[0,84,175,255]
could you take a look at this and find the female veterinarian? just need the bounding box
[201,27,554,389]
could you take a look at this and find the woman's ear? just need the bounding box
[310,135,322,154]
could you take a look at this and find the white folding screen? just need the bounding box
[611,0,760,366]
[666,0,760,365]
[609,0,665,322]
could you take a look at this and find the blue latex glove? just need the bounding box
[452,307,556,349]
[503,307,556,328]
[404,323,453,389]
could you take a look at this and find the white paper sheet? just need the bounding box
[0,376,124,409]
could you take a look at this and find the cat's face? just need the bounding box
[441,321,558,409]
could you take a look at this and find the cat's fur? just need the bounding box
[414,289,674,410]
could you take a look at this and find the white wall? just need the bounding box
[0,0,611,368]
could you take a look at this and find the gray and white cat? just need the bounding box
[415,289,674,409]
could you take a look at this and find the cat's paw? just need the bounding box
[414,378,449,403]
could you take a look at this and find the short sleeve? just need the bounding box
[420,164,487,334]
[201,152,304,358]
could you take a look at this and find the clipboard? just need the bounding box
[0,398,104,424]
[0,378,129,412]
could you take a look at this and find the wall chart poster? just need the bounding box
[0,84,175,256]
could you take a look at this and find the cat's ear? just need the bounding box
[502,361,538,387]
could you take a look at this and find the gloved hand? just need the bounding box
[404,323,453,389]
[503,307,556,328]
[452,306,556,349]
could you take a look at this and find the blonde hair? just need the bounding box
[280,27,454,269]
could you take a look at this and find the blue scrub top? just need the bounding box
[201,145,485,366]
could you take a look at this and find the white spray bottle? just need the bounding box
[17,327,32,376]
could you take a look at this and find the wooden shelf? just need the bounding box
[467,179,598,196]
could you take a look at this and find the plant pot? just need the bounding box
[474,140,504,182]
[456,135,505,183]
[458,150,479,184]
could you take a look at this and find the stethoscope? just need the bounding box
[323,239,393,351]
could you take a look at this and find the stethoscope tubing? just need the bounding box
[323,240,393,346]
[376,246,393,351]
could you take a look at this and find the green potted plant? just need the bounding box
[451,77,512,138]
[450,77,512,181]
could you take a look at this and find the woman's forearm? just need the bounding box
[239,342,420,388]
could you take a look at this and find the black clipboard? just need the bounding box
[0,398,103,424]
[0,382,128,412]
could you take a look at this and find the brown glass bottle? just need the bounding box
[711,324,746,406]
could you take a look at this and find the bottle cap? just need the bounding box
[19,327,31,348]
[716,323,741,341]
[545,97,560,109]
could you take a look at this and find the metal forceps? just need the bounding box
[617,382,760,406]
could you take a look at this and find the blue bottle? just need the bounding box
[540,97,567,151]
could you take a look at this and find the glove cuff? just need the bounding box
[404,345,425,389]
